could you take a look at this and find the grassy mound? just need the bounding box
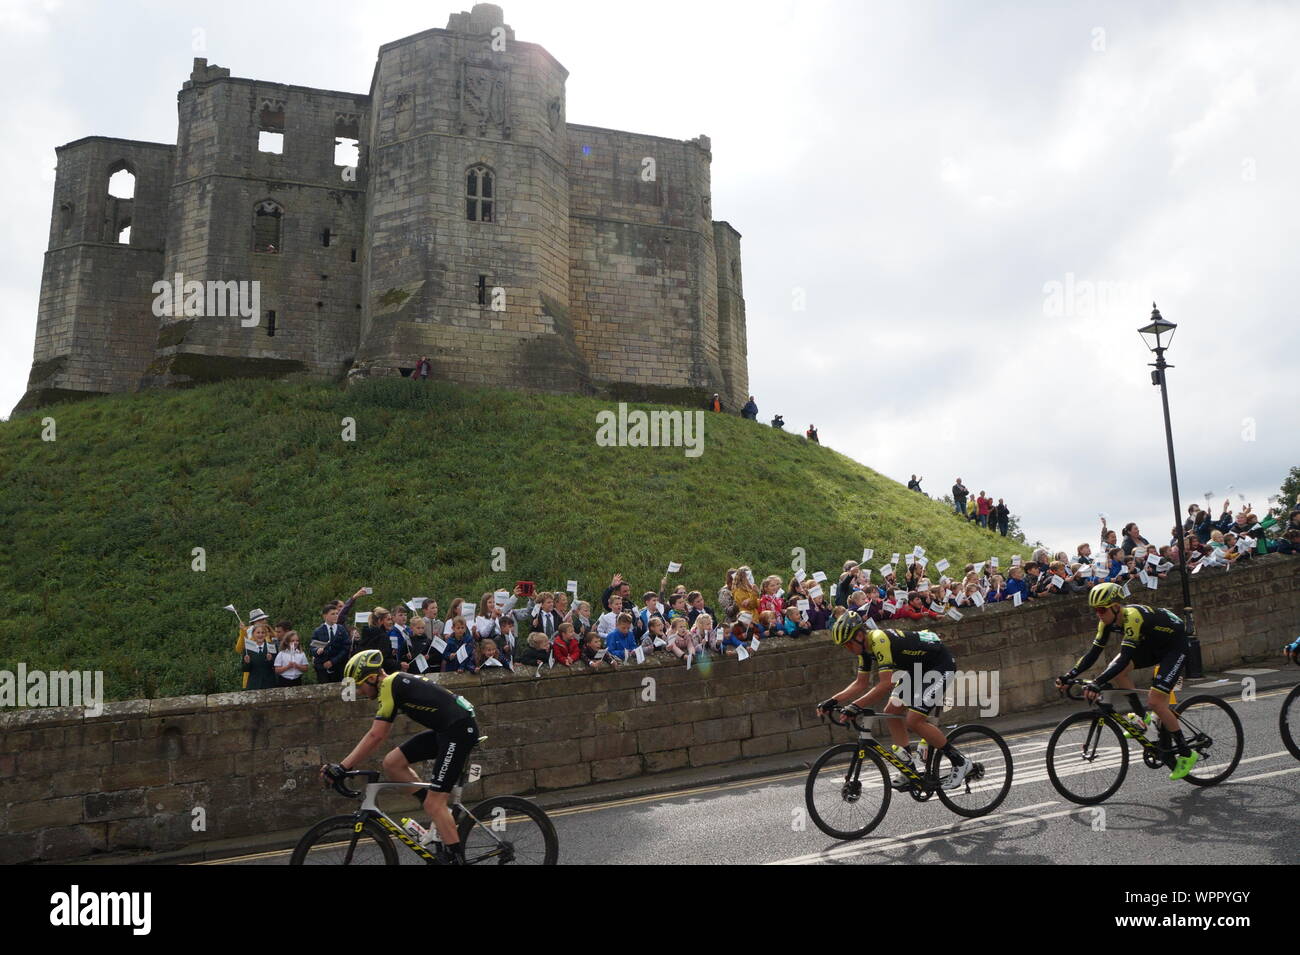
[0,379,1034,700]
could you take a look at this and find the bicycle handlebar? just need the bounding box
[329,768,380,799]
[821,702,901,732]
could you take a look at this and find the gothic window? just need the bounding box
[107,162,135,199]
[466,164,494,222]
[258,99,285,154]
[253,199,283,253]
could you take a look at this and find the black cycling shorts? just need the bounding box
[398,718,479,792]
[889,648,956,716]
[1150,644,1188,695]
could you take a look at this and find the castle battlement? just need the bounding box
[17,3,747,413]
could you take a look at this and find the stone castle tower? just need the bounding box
[16,4,747,413]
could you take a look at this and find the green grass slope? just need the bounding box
[0,379,1034,701]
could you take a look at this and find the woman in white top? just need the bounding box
[273,631,309,687]
[442,598,464,635]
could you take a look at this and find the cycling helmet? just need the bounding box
[832,611,868,646]
[343,649,384,684]
[1088,582,1125,608]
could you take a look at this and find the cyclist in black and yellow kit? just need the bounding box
[320,650,480,863]
[1056,581,1198,780]
[817,612,970,790]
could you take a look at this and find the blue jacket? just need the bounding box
[441,634,477,672]
[605,628,639,661]
[1004,577,1030,602]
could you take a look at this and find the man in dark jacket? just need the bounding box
[312,604,350,683]
[994,499,1010,536]
[951,479,968,516]
[741,396,758,420]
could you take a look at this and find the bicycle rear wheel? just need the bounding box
[1280,684,1300,762]
[1046,712,1129,805]
[932,723,1014,818]
[1175,694,1243,785]
[290,815,398,865]
[459,796,559,865]
[804,742,891,840]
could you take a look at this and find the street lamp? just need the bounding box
[1138,303,1200,676]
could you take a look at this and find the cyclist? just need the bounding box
[817,612,970,790]
[1056,582,1198,780]
[320,650,480,864]
[1285,637,1300,665]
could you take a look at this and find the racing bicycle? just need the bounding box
[1046,680,1243,805]
[1281,681,1300,761]
[804,703,1014,840]
[290,767,558,865]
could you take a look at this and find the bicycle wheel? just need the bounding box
[290,815,398,865]
[459,796,559,865]
[804,742,891,840]
[932,723,1014,818]
[1175,695,1244,785]
[1046,712,1129,805]
[1280,684,1300,762]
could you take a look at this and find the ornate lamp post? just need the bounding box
[1137,303,1200,675]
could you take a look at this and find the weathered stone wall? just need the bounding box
[1,555,1295,863]
[18,138,174,411]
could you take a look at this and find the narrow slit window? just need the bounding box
[477,274,487,305]
[117,222,132,245]
[322,228,332,248]
[266,310,276,336]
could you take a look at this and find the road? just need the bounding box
[212,680,1298,865]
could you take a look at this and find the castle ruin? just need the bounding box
[16,4,747,413]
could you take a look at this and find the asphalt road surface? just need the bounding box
[211,678,1298,865]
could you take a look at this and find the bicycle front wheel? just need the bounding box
[290,815,398,865]
[1046,712,1129,805]
[804,742,891,840]
[1280,684,1300,762]
[459,796,559,865]
[933,723,1014,818]
[1175,694,1244,785]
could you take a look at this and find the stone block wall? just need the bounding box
[1,555,1294,863]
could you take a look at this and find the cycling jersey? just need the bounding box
[1073,605,1188,693]
[857,628,948,673]
[374,673,476,731]
[857,629,955,715]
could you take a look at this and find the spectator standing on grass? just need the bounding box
[273,629,309,687]
[995,498,1010,536]
[708,393,724,413]
[977,491,992,528]
[807,424,819,443]
[242,617,278,690]
[908,474,924,493]
[741,396,758,420]
[413,355,431,380]
[966,496,978,523]
[952,478,969,516]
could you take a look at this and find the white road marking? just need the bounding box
[1227,765,1300,784]
[771,801,1067,865]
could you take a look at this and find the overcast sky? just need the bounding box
[2,0,1296,550]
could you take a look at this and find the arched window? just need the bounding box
[117,220,132,245]
[107,161,136,199]
[466,164,494,222]
[253,199,283,253]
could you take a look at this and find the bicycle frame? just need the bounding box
[338,778,515,865]
[839,710,938,795]
[1074,690,1177,768]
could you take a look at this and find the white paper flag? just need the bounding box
[947,608,963,620]
[1122,583,1132,597]
[1012,592,1023,607]
[797,599,810,612]
[865,617,878,629]
[812,571,827,582]
[929,601,943,613]
[1146,576,1158,590]
[918,581,930,592]
[1145,553,1160,566]
[594,648,607,660]
[795,568,806,583]
[736,645,750,661]
[567,580,578,593]
[686,652,693,670]
[484,656,503,667]
[891,553,901,564]
[808,585,824,598]
[1011,555,1022,566]
[913,546,925,557]
[461,603,477,619]
[431,636,448,654]
[861,548,874,562]
[634,646,646,664]
[971,591,984,607]
[990,557,999,568]
[738,612,753,624]
[493,590,509,605]
[918,556,929,567]
[667,561,682,574]
[456,644,469,663]
[355,612,371,625]
[973,562,985,574]
[653,637,667,648]
[881,565,894,577]
[749,636,761,651]
[862,568,872,582]
[776,588,785,599]
[413,654,429,673]
[935,559,950,572]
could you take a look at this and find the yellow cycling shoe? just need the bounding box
[1169,752,1200,780]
